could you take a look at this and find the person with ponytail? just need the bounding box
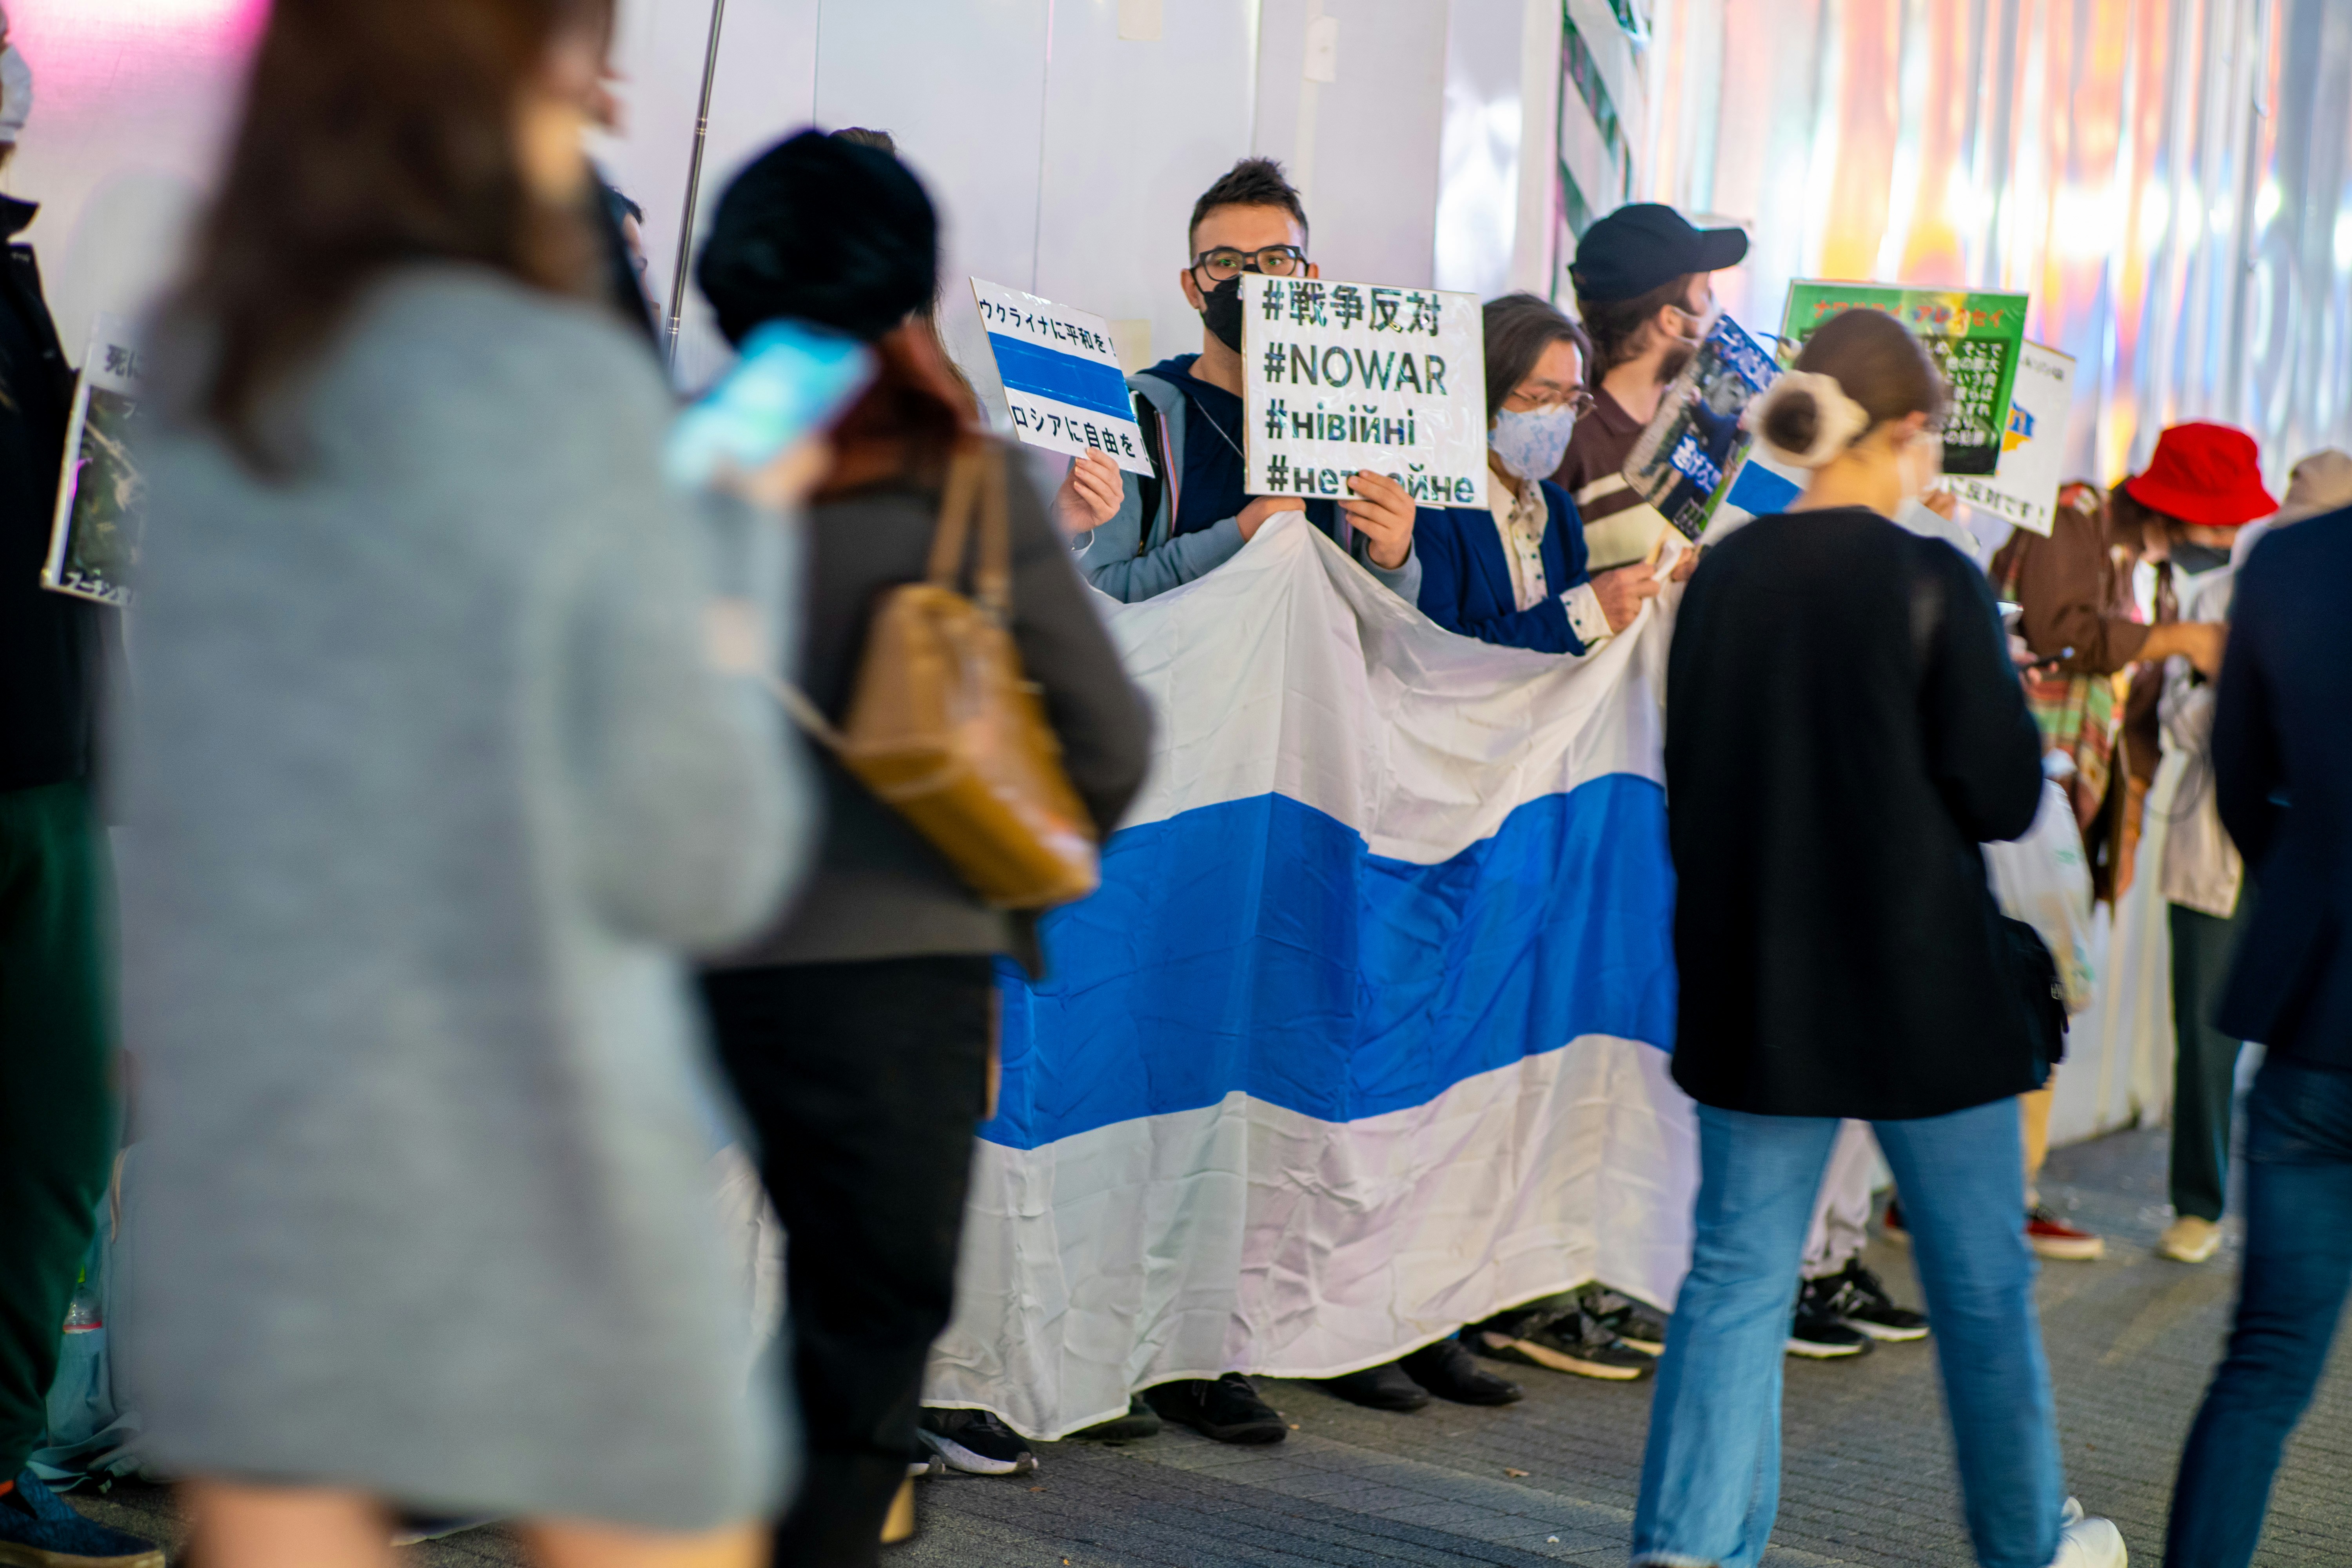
[1634,308,2126,1568]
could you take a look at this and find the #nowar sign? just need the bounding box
[1242,275,1486,508]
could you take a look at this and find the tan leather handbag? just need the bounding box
[779,441,1102,911]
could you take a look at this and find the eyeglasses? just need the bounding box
[1505,388,1596,417]
[1191,245,1308,281]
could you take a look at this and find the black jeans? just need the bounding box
[2169,899,2252,1221]
[2167,1056,2352,1567]
[701,955,994,1568]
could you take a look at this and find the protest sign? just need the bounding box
[1946,341,2074,537]
[971,278,1153,476]
[1242,275,1485,506]
[45,314,145,607]
[1621,312,1778,541]
[1777,282,2029,476]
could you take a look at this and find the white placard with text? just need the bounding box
[1948,341,2074,537]
[971,278,1154,476]
[1241,275,1486,507]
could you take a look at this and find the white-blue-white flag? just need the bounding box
[924,515,1697,1438]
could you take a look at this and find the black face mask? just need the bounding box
[2171,541,2229,575]
[1200,274,1245,352]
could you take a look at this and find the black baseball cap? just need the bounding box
[1571,203,1748,303]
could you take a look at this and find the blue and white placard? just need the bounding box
[971,278,1154,476]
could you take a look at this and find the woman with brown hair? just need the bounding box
[1635,307,2123,1568]
[118,2,813,1565]
[692,131,1152,1565]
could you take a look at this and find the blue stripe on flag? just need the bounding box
[985,772,1677,1150]
[987,333,1138,424]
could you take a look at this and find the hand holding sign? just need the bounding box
[1053,448,1124,537]
[1337,469,1414,568]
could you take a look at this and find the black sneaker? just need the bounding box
[1825,1259,1929,1342]
[390,1514,501,1545]
[1067,1394,1163,1443]
[1315,1359,1430,1412]
[1788,1277,1874,1358]
[1472,1307,1653,1381]
[1144,1374,1288,1444]
[0,1471,163,1567]
[917,1408,1038,1475]
[1581,1285,1670,1356]
[1398,1335,1523,1405]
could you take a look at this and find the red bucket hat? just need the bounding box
[2122,421,2278,528]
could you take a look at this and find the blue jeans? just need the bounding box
[1632,1099,2064,1568]
[2166,1056,2352,1568]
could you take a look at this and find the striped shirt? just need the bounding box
[1548,387,1671,572]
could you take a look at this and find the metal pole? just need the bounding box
[664,0,730,368]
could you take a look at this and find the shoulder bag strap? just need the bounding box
[926,444,985,588]
[971,443,1013,617]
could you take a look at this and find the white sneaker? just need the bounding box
[2158,1214,2222,1263]
[2047,1497,2127,1568]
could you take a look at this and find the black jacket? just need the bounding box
[0,197,104,793]
[2213,508,2352,1068]
[720,439,1154,976]
[1664,508,2045,1120]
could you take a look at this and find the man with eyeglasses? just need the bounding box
[1061,157,1421,605]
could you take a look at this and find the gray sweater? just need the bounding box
[117,267,810,1528]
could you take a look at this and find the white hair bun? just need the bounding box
[1746,369,1871,470]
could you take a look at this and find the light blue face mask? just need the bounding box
[1489,404,1579,483]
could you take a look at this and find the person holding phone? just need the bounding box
[114,4,820,1566]
[693,129,1153,1561]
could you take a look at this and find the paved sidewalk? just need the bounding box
[61,1127,2352,1565]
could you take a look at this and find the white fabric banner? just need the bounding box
[922,517,1697,1438]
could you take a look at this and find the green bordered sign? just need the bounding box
[1776,282,2029,476]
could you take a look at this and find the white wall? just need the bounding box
[1252,0,1450,292]
[7,0,263,354]
[27,0,1473,399]
[1435,0,1526,299]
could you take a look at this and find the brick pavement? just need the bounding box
[60,1127,2352,1566]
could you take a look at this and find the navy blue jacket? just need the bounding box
[1413,478,1593,653]
[2212,506,2352,1068]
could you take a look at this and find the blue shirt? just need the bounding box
[1412,478,1595,654]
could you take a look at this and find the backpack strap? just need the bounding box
[1131,393,1172,555]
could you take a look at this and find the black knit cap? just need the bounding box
[696,128,939,346]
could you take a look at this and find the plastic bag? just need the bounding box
[1986,779,2098,1016]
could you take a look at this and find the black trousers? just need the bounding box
[0,782,114,1474]
[701,955,993,1568]
[2170,898,2251,1222]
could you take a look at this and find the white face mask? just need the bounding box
[0,47,29,143]
[1489,403,1579,483]
[1894,427,1942,503]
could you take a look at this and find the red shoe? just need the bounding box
[2025,1205,2105,1261]
[1879,1197,1909,1248]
